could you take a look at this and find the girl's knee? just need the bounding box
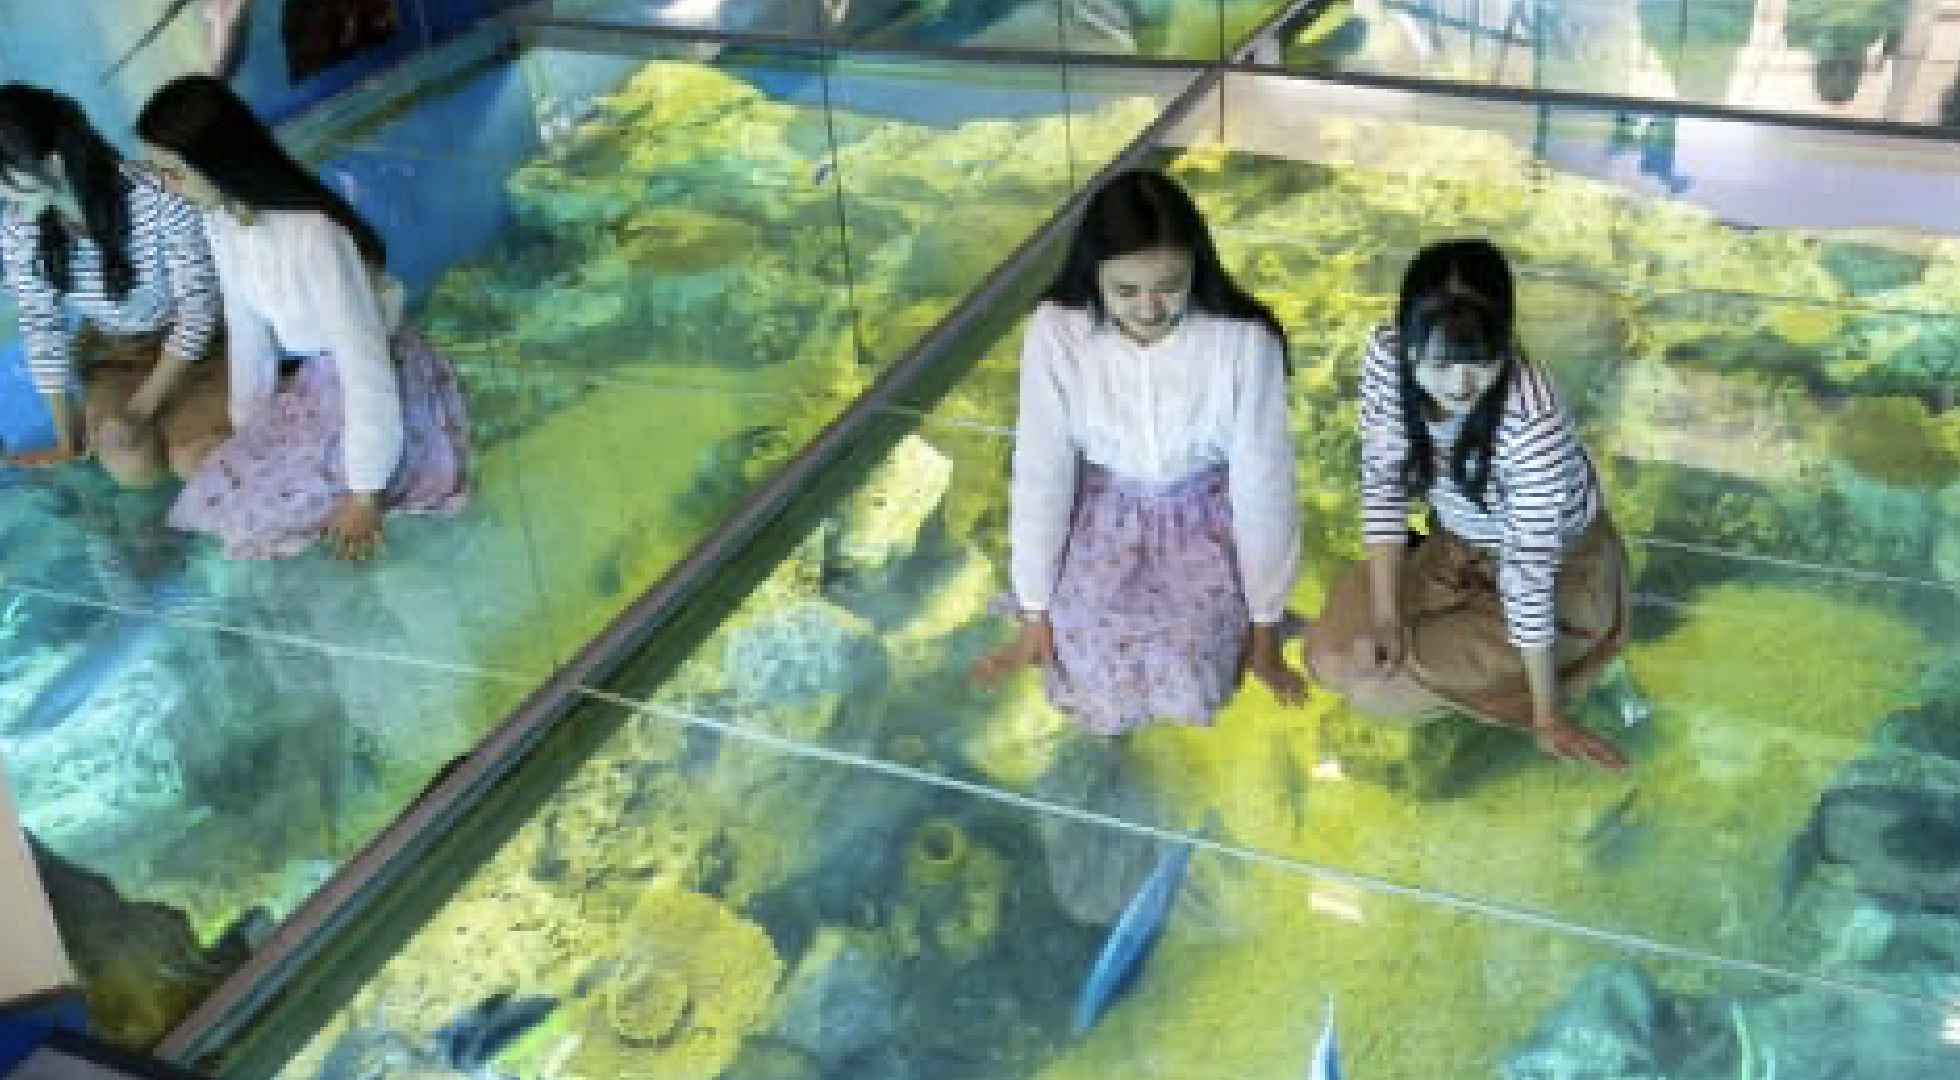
[98,446,169,489]
[167,434,223,480]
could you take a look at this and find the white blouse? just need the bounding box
[1009,301,1300,624]
[206,209,403,494]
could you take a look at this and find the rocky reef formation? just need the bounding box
[418,61,1159,451]
[30,837,261,1048]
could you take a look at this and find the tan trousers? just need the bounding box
[76,326,229,486]
[1305,514,1630,730]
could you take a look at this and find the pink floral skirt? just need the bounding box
[1023,463,1249,736]
[169,331,471,559]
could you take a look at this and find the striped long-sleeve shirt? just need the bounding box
[1359,326,1602,649]
[0,167,220,395]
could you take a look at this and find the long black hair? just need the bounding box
[0,84,135,299]
[1043,168,1288,370]
[137,75,387,268]
[1394,238,1519,510]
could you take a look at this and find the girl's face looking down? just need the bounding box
[1414,325,1501,416]
[1097,245,1193,346]
[141,143,222,212]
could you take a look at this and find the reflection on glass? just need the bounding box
[539,0,1303,62]
[1295,0,1960,128]
[0,32,1209,1050]
[0,584,522,1045]
[540,0,826,37]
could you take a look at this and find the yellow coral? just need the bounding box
[613,207,762,275]
[608,63,763,128]
[898,819,1007,964]
[568,888,783,1080]
[1828,395,1960,488]
[1765,304,1842,345]
[1173,140,1232,175]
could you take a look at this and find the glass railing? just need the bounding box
[533,0,1304,62]
[1284,0,1960,130]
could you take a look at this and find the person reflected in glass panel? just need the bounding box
[136,75,469,562]
[974,168,1306,735]
[1305,239,1636,772]
[0,83,229,487]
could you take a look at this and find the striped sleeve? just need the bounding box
[0,213,73,395]
[136,181,220,365]
[1492,373,1581,649]
[1359,325,1412,546]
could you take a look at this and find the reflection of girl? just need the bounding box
[0,83,228,486]
[976,169,1305,735]
[1305,239,1631,771]
[136,75,468,561]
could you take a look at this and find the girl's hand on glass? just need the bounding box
[973,614,1055,686]
[1248,624,1309,707]
[325,492,385,561]
[1532,712,1629,772]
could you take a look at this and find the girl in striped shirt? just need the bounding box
[1304,239,1634,771]
[0,83,227,486]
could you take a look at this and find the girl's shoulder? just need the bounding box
[1499,354,1574,426]
[1209,309,1282,349]
[1363,324,1399,375]
[1026,300,1100,358]
[240,208,352,253]
[121,164,194,219]
[1030,299,1092,334]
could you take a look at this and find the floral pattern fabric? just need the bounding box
[169,331,470,559]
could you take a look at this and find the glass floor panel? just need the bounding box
[0,30,1164,1047]
[266,691,1960,1079]
[607,389,1950,1007]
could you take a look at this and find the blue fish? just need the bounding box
[10,569,188,737]
[1308,996,1343,1080]
[1072,817,1212,1032]
[435,992,556,1076]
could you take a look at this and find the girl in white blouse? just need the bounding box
[135,75,469,561]
[975,169,1305,735]
[1305,239,1632,771]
